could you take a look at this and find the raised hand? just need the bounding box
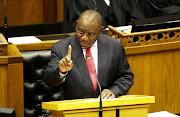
[59,45,73,73]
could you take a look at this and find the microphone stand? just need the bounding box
[87,55,120,117]
[4,0,8,41]
[116,108,120,117]
[86,56,102,117]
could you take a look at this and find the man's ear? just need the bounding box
[100,26,104,34]
[76,20,78,29]
[101,26,104,32]
[76,20,78,24]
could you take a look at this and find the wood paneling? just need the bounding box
[125,40,180,55]
[8,63,24,117]
[108,26,180,114]
[0,33,8,56]
[0,0,64,27]
[43,0,57,23]
[0,65,8,107]
[0,44,24,117]
[15,41,57,51]
[4,0,44,26]
[16,32,75,51]
[108,26,180,48]
[57,0,64,21]
[127,49,180,114]
[0,0,5,27]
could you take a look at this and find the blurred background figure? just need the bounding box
[63,0,145,32]
[138,0,180,18]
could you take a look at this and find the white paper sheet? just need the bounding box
[106,25,132,31]
[115,25,132,31]
[148,111,179,117]
[8,36,42,44]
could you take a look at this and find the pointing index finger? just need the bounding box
[68,45,72,59]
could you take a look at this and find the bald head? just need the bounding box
[78,10,102,27]
[76,10,103,48]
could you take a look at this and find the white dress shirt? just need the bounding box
[82,41,98,74]
[104,0,110,6]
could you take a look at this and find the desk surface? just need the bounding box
[42,95,155,111]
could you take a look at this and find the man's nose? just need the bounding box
[81,34,89,41]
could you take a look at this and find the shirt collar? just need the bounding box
[82,40,97,49]
[92,40,97,48]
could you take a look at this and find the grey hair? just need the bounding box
[78,10,102,27]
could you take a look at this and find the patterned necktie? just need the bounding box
[85,47,97,91]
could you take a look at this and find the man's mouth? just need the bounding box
[81,42,89,46]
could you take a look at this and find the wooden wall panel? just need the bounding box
[0,65,8,107]
[108,25,180,114]
[127,49,180,114]
[0,0,64,27]
[57,0,64,21]
[0,63,24,117]
[0,0,5,26]
[8,63,24,117]
[0,44,24,117]
[5,0,44,26]
[43,0,57,23]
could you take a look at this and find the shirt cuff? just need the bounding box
[59,71,68,80]
[109,85,123,97]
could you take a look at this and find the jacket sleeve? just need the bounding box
[109,41,134,96]
[44,44,66,87]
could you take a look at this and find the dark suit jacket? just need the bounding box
[44,34,134,100]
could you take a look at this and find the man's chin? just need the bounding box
[80,43,91,48]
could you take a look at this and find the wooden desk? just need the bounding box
[16,33,75,51]
[42,95,155,117]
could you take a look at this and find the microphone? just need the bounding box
[86,54,102,117]
[4,0,8,41]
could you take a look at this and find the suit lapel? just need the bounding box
[70,36,95,93]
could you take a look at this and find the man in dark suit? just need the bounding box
[63,0,144,32]
[139,0,180,18]
[44,10,134,100]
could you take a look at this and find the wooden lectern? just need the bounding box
[42,95,155,117]
[0,33,24,117]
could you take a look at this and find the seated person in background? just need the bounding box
[63,0,144,32]
[44,10,134,100]
[138,0,180,17]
